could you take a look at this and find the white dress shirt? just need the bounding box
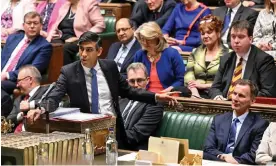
[82,62,115,115]
[232,111,249,142]
[222,3,242,44]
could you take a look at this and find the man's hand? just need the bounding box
[65,37,79,43]
[242,0,255,7]
[20,100,30,111]
[1,72,8,81]
[219,154,239,164]
[155,92,180,106]
[27,109,42,125]
[164,36,178,45]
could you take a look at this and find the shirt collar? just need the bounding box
[231,2,241,13]
[28,85,40,98]
[157,1,164,13]
[236,46,251,62]
[232,111,249,124]
[123,38,136,50]
[81,61,100,75]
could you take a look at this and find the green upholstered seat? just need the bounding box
[156,111,214,150]
[98,16,116,39]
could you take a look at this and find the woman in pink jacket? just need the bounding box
[47,0,105,65]
[36,0,66,38]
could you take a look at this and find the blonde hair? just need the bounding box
[135,22,168,52]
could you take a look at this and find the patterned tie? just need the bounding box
[225,118,240,153]
[122,100,134,121]
[14,94,30,133]
[222,8,232,35]
[228,58,243,99]
[6,39,30,72]
[90,68,99,114]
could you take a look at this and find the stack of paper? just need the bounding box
[49,107,80,118]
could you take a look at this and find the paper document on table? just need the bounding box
[49,107,80,118]
[54,112,109,122]
[118,152,137,161]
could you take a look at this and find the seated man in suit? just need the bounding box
[106,18,141,78]
[204,79,269,164]
[7,65,49,132]
[30,31,176,148]
[209,20,276,100]
[130,0,176,29]
[1,11,53,95]
[213,0,258,45]
[120,62,163,150]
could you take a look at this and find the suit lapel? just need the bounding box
[235,112,254,149]
[220,7,228,22]
[125,102,144,128]
[77,62,90,112]
[222,112,233,150]
[112,44,121,60]
[29,86,43,101]
[194,46,207,71]
[232,5,244,23]
[121,40,140,70]
[243,46,255,79]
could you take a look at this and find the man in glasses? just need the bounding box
[106,18,141,78]
[1,11,52,95]
[130,0,176,29]
[119,62,163,150]
[7,65,49,132]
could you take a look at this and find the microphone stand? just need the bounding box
[45,100,50,134]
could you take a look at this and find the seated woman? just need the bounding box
[1,0,35,41]
[36,0,66,38]
[253,0,276,58]
[255,122,276,165]
[134,22,185,93]
[162,0,211,52]
[46,0,105,65]
[185,15,230,99]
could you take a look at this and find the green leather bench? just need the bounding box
[156,111,214,150]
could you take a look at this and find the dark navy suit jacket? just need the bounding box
[106,39,141,78]
[203,111,269,164]
[1,31,52,81]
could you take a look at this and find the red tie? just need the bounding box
[14,94,30,133]
[6,39,30,72]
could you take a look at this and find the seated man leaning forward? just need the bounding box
[1,11,53,95]
[33,31,177,149]
[204,79,269,165]
[209,20,276,100]
[120,62,163,150]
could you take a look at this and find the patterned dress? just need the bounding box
[1,7,13,40]
[40,3,56,32]
[253,9,276,58]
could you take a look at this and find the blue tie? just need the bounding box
[222,8,232,34]
[225,118,240,153]
[90,68,99,114]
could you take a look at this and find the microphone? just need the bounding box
[37,82,56,108]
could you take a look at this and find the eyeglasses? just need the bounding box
[116,27,131,34]
[79,46,96,52]
[17,76,31,84]
[128,78,147,85]
[24,21,41,26]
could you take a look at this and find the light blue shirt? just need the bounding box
[232,111,249,141]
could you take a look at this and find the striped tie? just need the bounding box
[228,58,243,99]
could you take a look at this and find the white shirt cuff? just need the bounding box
[16,112,24,121]
[29,101,35,109]
[6,73,10,79]
[214,95,227,100]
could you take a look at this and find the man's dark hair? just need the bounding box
[230,20,253,37]
[24,11,43,24]
[78,31,102,49]
[235,79,258,99]
[115,18,134,30]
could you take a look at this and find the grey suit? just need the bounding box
[119,98,163,150]
[213,5,259,44]
[7,86,49,128]
[209,45,276,99]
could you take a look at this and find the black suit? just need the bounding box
[7,86,49,128]
[130,0,176,28]
[119,98,163,150]
[106,39,141,78]
[1,89,13,117]
[213,5,259,44]
[209,45,276,99]
[203,111,269,164]
[47,60,156,148]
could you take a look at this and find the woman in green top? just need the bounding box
[184,15,230,99]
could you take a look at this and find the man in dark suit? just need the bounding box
[120,62,163,150]
[213,0,258,45]
[7,65,49,132]
[1,11,53,95]
[1,89,13,117]
[130,0,176,29]
[204,79,269,164]
[106,18,141,78]
[209,20,276,100]
[39,32,176,148]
